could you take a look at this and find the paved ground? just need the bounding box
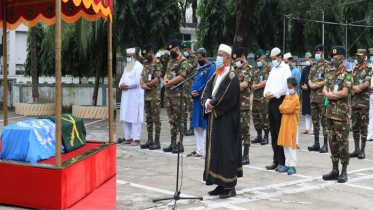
[116,108,373,210]
[1,109,373,209]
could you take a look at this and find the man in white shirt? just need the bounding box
[263,47,292,171]
[119,48,145,146]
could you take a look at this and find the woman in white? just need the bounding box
[119,48,144,146]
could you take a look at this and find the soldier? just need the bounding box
[308,44,330,153]
[139,44,162,150]
[322,46,352,183]
[160,46,170,108]
[181,41,198,136]
[350,49,372,159]
[163,39,188,153]
[232,47,253,165]
[251,49,270,145]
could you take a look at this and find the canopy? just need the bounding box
[0,0,113,30]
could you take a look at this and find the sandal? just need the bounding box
[186,151,196,157]
[192,153,202,157]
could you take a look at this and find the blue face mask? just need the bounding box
[370,56,373,62]
[216,56,224,68]
[315,54,322,61]
[257,61,263,67]
[272,59,279,67]
[288,88,295,95]
[354,60,358,65]
[331,58,334,62]
[236,60,243,68]
[183,51,189,57]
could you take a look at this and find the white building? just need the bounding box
[0,23,28,76]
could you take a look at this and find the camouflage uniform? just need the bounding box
[142,58,163,144]
[351,62,372,157]
[165,55,188,149]
[251,64,270,133]
[182,53,198,127]
[324,66,352,166]
[236,63,253,147]
[160,54,170,107]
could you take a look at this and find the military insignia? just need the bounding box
[229,72,235,79]
[169,44,172,49]
[183,44,186,47]
[346,74,351,81]
[143,50,146,54]
[181,62,187,68]
[333,49,337,54]
[362,70,366,75]
[233,54,237,58]
[328,76,333,80]
[369,71,372,76]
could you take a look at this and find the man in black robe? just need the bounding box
[201,44,242,199]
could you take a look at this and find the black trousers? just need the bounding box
[268,95,285,165]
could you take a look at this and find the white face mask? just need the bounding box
[305,61,310,66]
[165,50,170,55]
[127,57,132,63]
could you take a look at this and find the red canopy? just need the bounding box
[0,0,113,30]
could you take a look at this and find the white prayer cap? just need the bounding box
[284,52,292,59]
[305,52,312,58]
[270,47,281,57]
[218,44,232,56]
[126,48,136,54]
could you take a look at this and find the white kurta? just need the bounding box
[119,61,144,124]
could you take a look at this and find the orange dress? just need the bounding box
[277,94,300,149]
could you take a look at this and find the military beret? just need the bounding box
[232,47,245,59]
[355,49,366,56]
[141,44,154,56]
[331,46,346,56]
[314,44,324,52]
[182,41,192,48]
[255,49,264,60]
[197,47,207,56]
[287,76,297,86]
[167,39,180,50]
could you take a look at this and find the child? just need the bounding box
[277,76,300,175]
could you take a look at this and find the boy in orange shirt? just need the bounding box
[277,76,300,175]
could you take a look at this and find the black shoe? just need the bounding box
[251,130,262,143]
[140,141,152,149]
[265,163,278,170]
[319,144,328,153]
[338,165,348,183]
[322,170,339,181]
[219,188,236,199]
[149,142,161,150]
[185,128,194,136]
[242,155,250,165]
[116,138,125,144]
[163,144,174,152]
[368,139,373,141]
[260,136,269,145]
[350,150,360,158]
[172,144,184,153]
[358,150,365,159]
[308,136,320,151]
[208,185,225,196]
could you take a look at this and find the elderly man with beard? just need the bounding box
[119,48,145,146]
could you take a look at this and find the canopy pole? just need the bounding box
[108,22,113,143]
[2,0,8,126]
[55,0,62,167]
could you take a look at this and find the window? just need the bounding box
[183,34,191,41]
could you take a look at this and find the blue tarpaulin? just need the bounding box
[0,119,65,163]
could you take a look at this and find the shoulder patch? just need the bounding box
[181,62,187,69]
[229,72,235,80]
[346,74,351,81]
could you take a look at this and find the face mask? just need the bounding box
[165,50,170,55]
[236,60,243,68]
[170,51,178,59]
[216,56,224,68]
[257,61,263,67]
[198,60,205,66]
[331,58,334,62]
[183,51,189,57]
[272,59,279,67]
[305,61,310,66]
[333,59,342,68]
[288,88,295,95]
[358,57,365,64]
[370,56,373,62]
[127,57,132,63]
[354,60,358,65]
[315,54,322,61]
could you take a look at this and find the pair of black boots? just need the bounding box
[140,134,161,150]
[350,142,366,159]
[163,136,184,153]
[308,135,328,153]
[322,162,348,183]
[251,130,269,145]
